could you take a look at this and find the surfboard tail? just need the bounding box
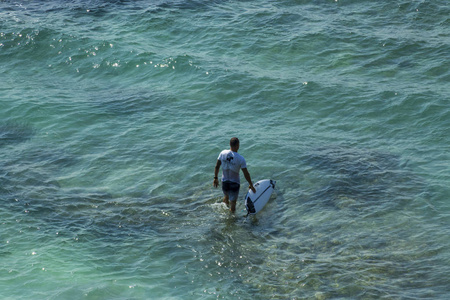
[245,195,256,214]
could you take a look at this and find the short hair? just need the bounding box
[230,137,240,147]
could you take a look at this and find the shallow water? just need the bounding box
[1,0,449,299]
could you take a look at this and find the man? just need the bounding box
[213,137,256,213]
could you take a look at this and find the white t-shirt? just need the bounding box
[218,150,247,184]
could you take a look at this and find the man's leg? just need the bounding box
[223,194,229,207]
[228,183,240,213]
[230,200,237,213]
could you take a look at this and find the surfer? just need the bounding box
[213,137,256,212]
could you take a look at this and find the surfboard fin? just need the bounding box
[270,180,276,189]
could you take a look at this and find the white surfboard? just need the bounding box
[244,179,276,215]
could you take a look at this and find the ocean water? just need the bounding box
[1,0,449,299]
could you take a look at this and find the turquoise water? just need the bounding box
[1,0,449,299]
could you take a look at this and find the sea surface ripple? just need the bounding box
[1,0,449,299]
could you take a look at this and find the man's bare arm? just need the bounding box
[242,168,256,193]
[213,160,221,187]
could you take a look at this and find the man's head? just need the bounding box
[230,137,240,151]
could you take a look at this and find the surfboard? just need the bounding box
[244,179,276,215]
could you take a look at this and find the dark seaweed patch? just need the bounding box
[305,146,421,211]
[0,122,35,147]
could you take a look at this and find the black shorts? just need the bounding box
[221,181,240,202]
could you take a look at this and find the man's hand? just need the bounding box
[213,178,219,188]
[249,184,256,193]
